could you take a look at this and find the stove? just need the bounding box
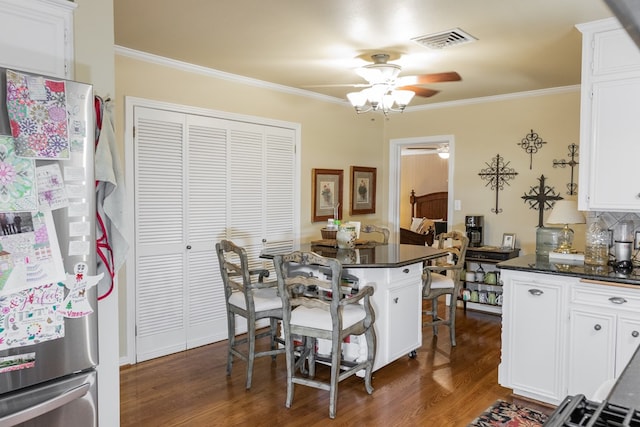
[545,394,640,426]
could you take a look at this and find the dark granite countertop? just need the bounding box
[260,243,447,268]
[497,254,640,286]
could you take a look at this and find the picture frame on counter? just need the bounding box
[502,233,516,250]
[350,166,376,215]
[312,168,343,222]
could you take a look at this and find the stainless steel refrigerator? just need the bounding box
[0,68,98,426]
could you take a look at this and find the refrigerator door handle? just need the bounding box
[0,382,90,427]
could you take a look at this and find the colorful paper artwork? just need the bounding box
[0,211,65,295]
[0,136,37,211]
[36,163,68,211]
[58,262,102,318]
[5,69,70,159]
[0,283,64,350]
[0,352,36,373]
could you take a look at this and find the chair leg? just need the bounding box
[269,318,279,359]
[364,327,376,395]
[307,338,316,378]
[328,337,341,419]
[284,330,296,409]
[246,319,256,390]
[432,297,439,337]
[226,312,235,376]
[449,293,457,347]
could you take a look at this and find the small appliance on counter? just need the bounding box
[614,219,635,272]
[465,215,483,247]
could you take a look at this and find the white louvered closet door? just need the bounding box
[134,107,188,361]
[133,106,296,362]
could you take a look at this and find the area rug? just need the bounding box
[467,399,549,427]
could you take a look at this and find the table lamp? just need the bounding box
[546,200,586,254]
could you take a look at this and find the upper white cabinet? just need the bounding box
[0,0,76,79]
[577,18,640,211]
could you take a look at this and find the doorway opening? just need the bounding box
[388,135,455,242]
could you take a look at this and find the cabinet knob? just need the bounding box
[609,297,627,305]
[528,289,543,296]
[186,245,192,250]
[633,331,639,338]
[393,297,399,304]
[403,268,410,274]
[594,324,602,331]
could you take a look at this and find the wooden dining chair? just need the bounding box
[216,240,285,389]
[422,230,469,346]
[273,251,376,419]
[360,224,390,244]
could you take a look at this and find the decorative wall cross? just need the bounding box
[552,143,579,195]
[478,154,518,214]
[518,129,547,169]
[521,174,563,227]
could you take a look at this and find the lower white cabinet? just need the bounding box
[387,279,422,362]
[567,283,640,398]
[567,309,616,397]
[500,269,640,405]
[499,270,571,403]
[345,262,423,372]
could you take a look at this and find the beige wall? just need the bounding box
[386,90,585,254]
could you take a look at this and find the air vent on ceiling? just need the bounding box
[412,28,477,50]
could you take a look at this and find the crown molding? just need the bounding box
[115,46,580,111]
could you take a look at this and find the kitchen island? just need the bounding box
[497,254,640,405]
[261,243,447,372]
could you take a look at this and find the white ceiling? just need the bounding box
[113,0,614,108]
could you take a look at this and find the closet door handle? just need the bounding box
[528,289,543,296]
[633,331,639,338]
[609,297,627,305]
[594,324,602,331]
[186,245,192,250]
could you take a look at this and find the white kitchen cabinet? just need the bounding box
[345,262,423,372]
[0,0,76,79]
[577,18,640,211]
[567,282,640,398]
[499,270,572,404]
[387,279,422,361]
[567,309,615,397]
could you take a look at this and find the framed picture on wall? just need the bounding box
[350,166,376,215]
[312,168,343,222]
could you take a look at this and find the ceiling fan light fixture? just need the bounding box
[392,90,415,107]
[437,145,450,159]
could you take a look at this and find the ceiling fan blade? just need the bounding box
[398,85,440,98]
[302,83,371,88]
[396,72,462,86]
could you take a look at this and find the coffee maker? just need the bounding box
[465,215,484,247]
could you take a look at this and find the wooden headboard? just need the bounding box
[410,190,448,221]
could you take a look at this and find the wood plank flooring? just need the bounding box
[120,307,553,426]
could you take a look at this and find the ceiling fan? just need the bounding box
[354,53,461,97]
[343,53,462,114]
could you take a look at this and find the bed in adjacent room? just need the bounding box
[400,190,448,246]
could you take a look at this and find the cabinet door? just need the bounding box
[507,278,565,401]
[587,77,640,210]
[616,316,640,377]
[387,281,421,362]
[567,309,615,398]
[0,0,75,78]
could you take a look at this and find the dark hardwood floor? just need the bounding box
[120,307,552,426]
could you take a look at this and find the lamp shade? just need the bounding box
[546,200,585,225]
